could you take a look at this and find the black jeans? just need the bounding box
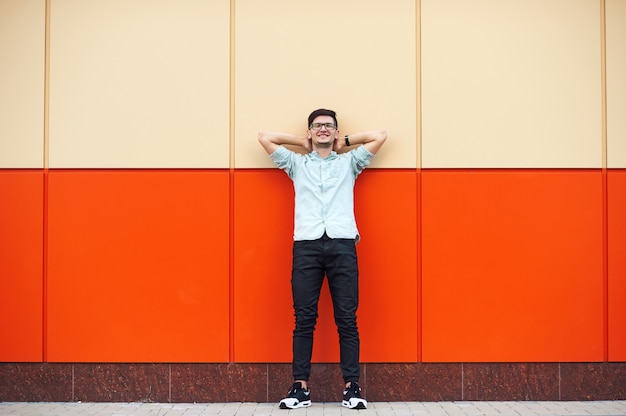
[291,233,360,383]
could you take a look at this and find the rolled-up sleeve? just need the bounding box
[270,146,297,178]
[350,145,375,174]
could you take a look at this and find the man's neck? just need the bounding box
[313,144,333,158]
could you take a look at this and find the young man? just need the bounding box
[258,109,387,409]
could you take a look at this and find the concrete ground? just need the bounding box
[1,401,625,416]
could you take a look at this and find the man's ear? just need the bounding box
[307,130,312,139]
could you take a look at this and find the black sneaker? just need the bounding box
[279,382,312,409]
[342,382,367,409]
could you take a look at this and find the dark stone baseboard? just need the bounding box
[1,362,625,402]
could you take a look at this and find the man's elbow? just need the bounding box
[377,130,388,143]
[257,131,269,144]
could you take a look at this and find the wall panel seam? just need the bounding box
[416,0,421,170]
[416,0,422,362]
[42,0,51,362]
[601,0,607,170]
[229,0,236,363]
[44,0,50,170]
[600,0,609,362]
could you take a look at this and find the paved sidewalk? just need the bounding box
[1,401,625,416]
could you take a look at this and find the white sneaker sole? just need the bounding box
[342,398,367,409]
[279,399,312,409]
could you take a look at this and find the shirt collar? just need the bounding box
[310,150,338,160]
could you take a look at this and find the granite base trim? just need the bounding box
[1,362,625,402]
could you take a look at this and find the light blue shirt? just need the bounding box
[270,145,375,241]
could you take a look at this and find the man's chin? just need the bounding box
[316,141,333,149]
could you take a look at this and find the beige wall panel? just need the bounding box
[49,0,229,168]
[0,0,45,168]
[234,0,417,169]
[607,0,626,168]
[422,0,602,168]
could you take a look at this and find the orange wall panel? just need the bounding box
[233,170,294,362]
[47,171,230,362]
[2,168,614,363]
[608,170,626,360]
[0,171,43,361]
[422,170,604,362]
[355,170,419,361]
[233,170,418,362]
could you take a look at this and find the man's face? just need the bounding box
[308,115,338,148]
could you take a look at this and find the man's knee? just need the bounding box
[294,313,318,334]
[334,314,358,333]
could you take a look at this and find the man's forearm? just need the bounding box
[259,131,307,146]
[258,131,308,155]
[342,130,387,154]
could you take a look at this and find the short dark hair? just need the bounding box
[308,108,338,129]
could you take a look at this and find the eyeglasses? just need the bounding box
[309,122,337,131]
